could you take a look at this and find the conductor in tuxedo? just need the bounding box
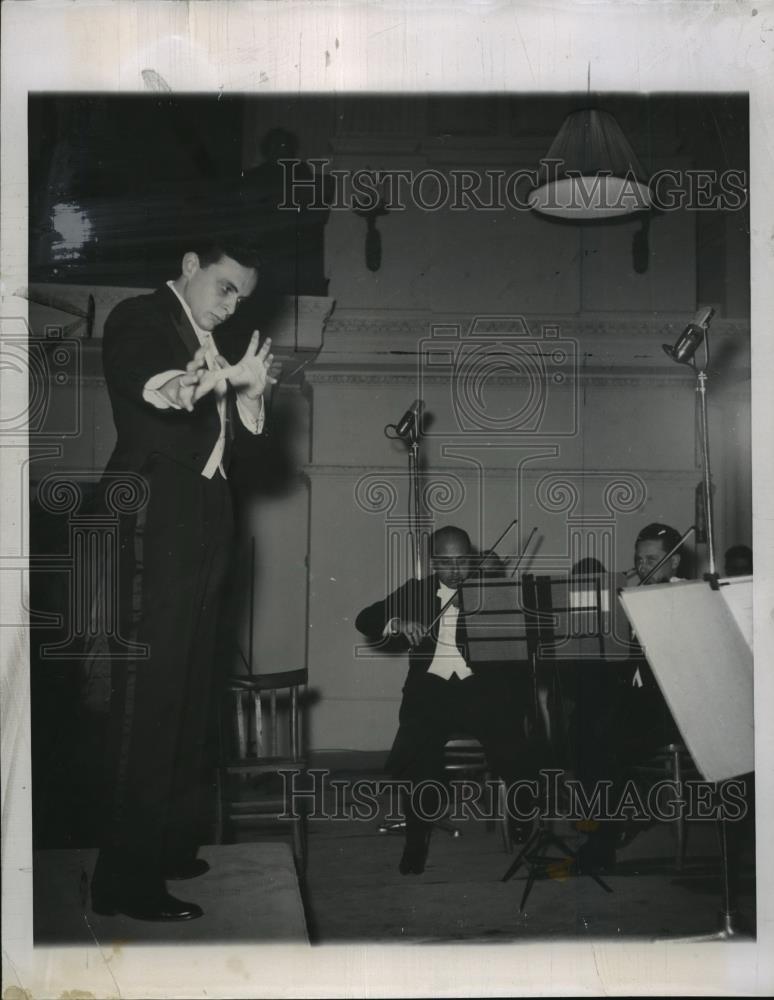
[356,526,536,875]
[91,237,278,921]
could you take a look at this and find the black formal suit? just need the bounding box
[356,575,536,794]
[102,285,242,477]
[93,286,257,902]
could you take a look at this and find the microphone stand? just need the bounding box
[407,422,423,580]
[690,324,749,935]
[385,407,424,579]
[695,332,719,586]
[663,311,717,586]
[639,315,750,935]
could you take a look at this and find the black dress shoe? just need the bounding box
[164,858,210,880]
[92,890,203,921]
[399,829,430,875]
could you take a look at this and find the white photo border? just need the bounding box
[2,0,773,996]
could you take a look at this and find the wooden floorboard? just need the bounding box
[302,814,756,942]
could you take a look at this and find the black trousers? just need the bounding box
[570,660,683,827]
[96,456,234,893]
[386,670,536,828]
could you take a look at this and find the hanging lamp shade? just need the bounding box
[528,109,651,219]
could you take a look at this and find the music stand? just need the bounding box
[618,577,754,937]
[461,574,614,908]
[460,573,533,664]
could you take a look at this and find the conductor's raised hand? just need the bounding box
[222,332,280,400]
[157,342,231,409]
[186,344,209,376]
[157,371,203,412]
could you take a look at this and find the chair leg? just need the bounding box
[672,747,686,871]
[435,813,462,838]
[498,780,512,853]
[292,812,307,876]
[214,768,224,845]
[482,770,494,834]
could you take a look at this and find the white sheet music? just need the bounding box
[619,580,754,781]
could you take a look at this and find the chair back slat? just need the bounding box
[235,690,248,760]
[224,669,308,764]
[270,690,278,756]
[444,735,488,775]
[290,686,298,758]
[253,690,263,757]
[217,667,309,872]
[232,668,307,692]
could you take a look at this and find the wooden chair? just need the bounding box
[215,668,308,873]
[631,740,700,870]
[378,735,512,852]
[442,735,512,851]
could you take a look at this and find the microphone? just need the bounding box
[662,306,715,365]
[692,305,715,329]
[394,399,424,439]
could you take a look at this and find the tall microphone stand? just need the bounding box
[659,310,750,938]
[663,310,717,585]
[694,327,747,935]
[696,330,718,583]
[384,405,425,579]
[407,422,423,580]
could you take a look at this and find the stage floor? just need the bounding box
[33,842,308,945]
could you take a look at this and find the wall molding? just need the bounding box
[28,299,751,384]
[303,463,701,483]
[303,366,748,387]
[316,312,751,376]
[324,311,750,339]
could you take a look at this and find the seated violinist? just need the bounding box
[356,526,537,875]
[575,522,688,871]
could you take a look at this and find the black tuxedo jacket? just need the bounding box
[356,575,483,680]
[102,285,251,478]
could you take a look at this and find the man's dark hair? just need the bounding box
[635,521,683,560]
[724,544,753,573]
[636,522,681,551]
[430,525,471,555]
[189,236,262,273]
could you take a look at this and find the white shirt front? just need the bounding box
[426,582,473,681]
[141,281,264,479]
